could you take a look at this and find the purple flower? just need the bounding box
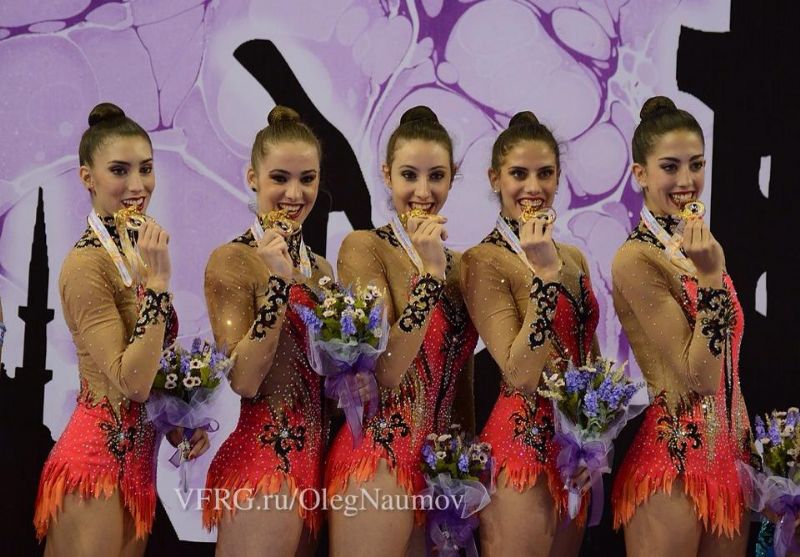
[422,444,437,469]
[180,355,190,374]
[368,303,383,331]
[768,416,782,445]
[457,453,470,474]
[295,305,323,334]
[583,388,600,418]
[787,409,799,429]
[565,368,587,394]
[597,376,618,406]
[755,415,766,439]
[159,357,168,371]
[341,312,356,336]
[191,337,202,354]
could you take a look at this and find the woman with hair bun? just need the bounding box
[461,110,597,556]
[33,102,209,556]
[325,105,477,556]
[202,105,334,556]
[611,96,750,555]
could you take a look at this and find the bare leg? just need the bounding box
[698,512,749,557]
[480,470,559,557]
[294,526,317,557]
[548,513,585,557]
[329,460,415,557]
[623,483,702,557]
[44,492,125,557]
[404,525,426,557]
[215,481,304,557]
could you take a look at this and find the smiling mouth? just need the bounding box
[121,197,146,212]
[669,192,696,208]
[409,202,434,212]
[277,203,304,219]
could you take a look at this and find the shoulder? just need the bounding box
[461,242,498,268]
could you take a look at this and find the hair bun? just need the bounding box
[508,111,540,128]
[640,96,677,121]
[267,105,301,126]
[399,105,439,125]
[88,102,126,127]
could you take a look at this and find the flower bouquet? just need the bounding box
[146,338,234,492]
[738,408,800,557]
[538,358,647,525]
[419,424,493,557]
[293,277,388,446]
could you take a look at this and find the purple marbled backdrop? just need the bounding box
[0,0,730,540]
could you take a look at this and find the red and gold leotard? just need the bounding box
[325,225,477,510]
[461,216,600,519]
[611,214,749,538]
[34,216,177,540]
[202,227,333,534]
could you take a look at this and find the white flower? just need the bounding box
[190,359,202,370]
[323,309,336,318]
[373,328,383,338]
[344,296,355,305]
[166,373,178,382]
[435,451,447,460]
[323,297,337,308]
[165,379,177,390]
[319,276,332,286]
[183,376,196,389]
[364,293,373,301]
[354,309,366,319]
[437,434,452,443]
[367,285,380,295]
[427,433,438,441]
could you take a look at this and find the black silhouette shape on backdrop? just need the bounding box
[234,39,375,257]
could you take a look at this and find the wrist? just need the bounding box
[536,264,561,284]
[697,272,723,289]
[146,278,169,292]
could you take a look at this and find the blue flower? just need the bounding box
[755,415,766,439]
[457,453,470,474]
[295,305,323,334]
[368,303,383,331]
[787,409,799,429]
[583,388,600,418]
[564,368,587,394]
[191,337,202,354]
[159,357,168,371]
[422,444,437,469]
[768,417,782,445]
[341,312,356,336]
[180,355,190,374]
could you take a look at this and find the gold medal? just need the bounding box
[680,200,705,220]
[262,209,299,234]
[399,208,431,226]
[113,205,149,231]
[520,202,557,225]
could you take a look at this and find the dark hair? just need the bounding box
[632,96,704,164]
[491,111,560,171]
[250,106,321,171]
[385,105,454,171]
[78,102,151,166]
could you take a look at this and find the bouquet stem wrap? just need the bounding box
[145,389,221,493]
[738,462,800,557]
[420,473,491,557]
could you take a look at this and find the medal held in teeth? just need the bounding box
[398,208,431,226]
[261,209,299,234]
[519,201,557,225]
[680,200,705,220]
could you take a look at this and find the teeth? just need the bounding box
[521,199,543,209]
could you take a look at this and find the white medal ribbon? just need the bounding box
[251,216,312,279]
[640,206,696,274]
[87,211,134,287]
[495,214,537,273]
[388,212,425,275]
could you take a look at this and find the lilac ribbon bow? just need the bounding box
[768,494,800,557]
[322,352,379,446]
[554,432,611,526]
[427,508,479,557]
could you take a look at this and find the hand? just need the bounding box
[138,220,171,291]
[166,427,210,460]
[408,215,448,280]
[354,371,378,413]
[569,466,592,495]
[520,217,560,281]
[682,219,725,286]
[256,227,294,280]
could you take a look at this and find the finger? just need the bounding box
[406,217,421,235]
[189,436,207,459]
[189,428,205,444]
[157,229,169,247]
[533,218,546,239]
